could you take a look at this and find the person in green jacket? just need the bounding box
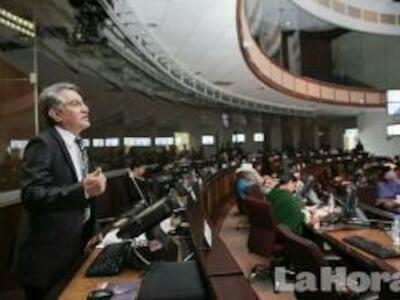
[266,173,306,235]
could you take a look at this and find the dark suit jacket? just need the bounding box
[13,127,99,289]
[118,175,152,211]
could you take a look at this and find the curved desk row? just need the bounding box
[60,167,258,299]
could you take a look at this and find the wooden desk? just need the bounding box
[60,167,257,300]
[59,249,142,300]
[186,204,243,277]
[316,227,400,271]
[209,275,258,300]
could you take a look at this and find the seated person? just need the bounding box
[263,175,279,193]
[253,159,279,193]
[252,159,265,185]
[265,173,308,235]
[376,167,400,210]
[120,157,169,250]
[235,166,256,213]
[120,156,152,212]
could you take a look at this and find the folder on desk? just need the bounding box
[105,282,140,300]
[137,261,207,300]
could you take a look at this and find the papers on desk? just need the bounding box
[105,282,140,300]
[98,217,175,249]
[96,228,148,249]
[96,228,123,249]
[315,206,331,218]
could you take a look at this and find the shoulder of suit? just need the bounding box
[27,127,58,147]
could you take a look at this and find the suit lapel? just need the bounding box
[49,127,78,182]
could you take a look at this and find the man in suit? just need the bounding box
[13,82,107,299]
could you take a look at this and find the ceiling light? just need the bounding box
[0,7,35,31]
[0,16,35,37]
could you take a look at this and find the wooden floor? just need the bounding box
[219,206,295,300]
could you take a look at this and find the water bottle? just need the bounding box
[392,215,400,246]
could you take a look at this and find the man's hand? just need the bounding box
[83,167,107,198]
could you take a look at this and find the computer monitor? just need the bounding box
[387,90,400,116]
[117,194,177,239]
[343,183,368,222]
[299,175,321,205]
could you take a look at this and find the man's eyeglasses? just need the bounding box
[63,99,86,107]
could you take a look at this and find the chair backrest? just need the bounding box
[245,197,278,257]
[244,184,264,201]
[277,224,326,274]
[276,224,342,300]
[245,196,276,229]
[357,186,376,206]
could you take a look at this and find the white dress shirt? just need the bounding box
[55,126,90,223]
[55,126,84,181]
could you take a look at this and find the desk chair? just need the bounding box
[235,184,263,230]
[277,224,376,300]
[357,186,376,207]
[245,197,283,281]
[277,224,334,299]
[245,184,264,201]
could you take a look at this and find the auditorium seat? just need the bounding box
[245,197,283,280]
[246,197,279,257]
[244,184,264,201]
[277,224,377,300]
[277,224,343,299]
[357,186,376,206]
[234,184,263,230]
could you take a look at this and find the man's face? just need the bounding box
[51,89,90,135]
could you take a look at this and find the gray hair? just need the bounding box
[39,82,80,126]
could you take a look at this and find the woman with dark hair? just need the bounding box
[118,156,152,212]
[119,156,168,249]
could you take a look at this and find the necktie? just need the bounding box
[75,138,91,224]
[75,138,89,177]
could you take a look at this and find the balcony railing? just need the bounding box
[237,0,386,107]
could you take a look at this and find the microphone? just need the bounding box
[103,168,130,179]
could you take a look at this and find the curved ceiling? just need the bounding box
[131,0,383,116]
[0,0,384,117]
